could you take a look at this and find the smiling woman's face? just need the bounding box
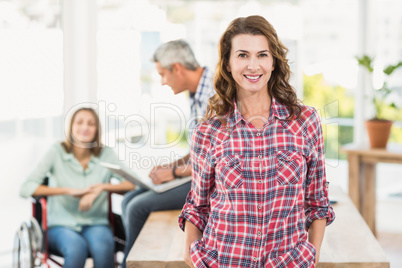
[71,110,97,144]
[227,34,275,96]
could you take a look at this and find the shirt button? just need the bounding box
[258,205,262,209]
[287,156,291,160]
[253,257,258,261]
[258,155,262,159]
[257,231,262,236]
[258,180,262,184]
[256,132,261,136]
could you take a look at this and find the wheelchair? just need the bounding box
[13,178,126,268]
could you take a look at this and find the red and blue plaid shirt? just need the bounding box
[179,98,335,268]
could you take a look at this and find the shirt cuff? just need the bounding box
[19,182,40,198]
[305,205,335,230]
[178,205,208,233]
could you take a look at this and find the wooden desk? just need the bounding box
[320,185,389,267]
[127,210,187,268]
[342,143,402,235]
[126,186,389,267]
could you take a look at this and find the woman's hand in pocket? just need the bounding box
[184,244,195,268]
[183,221,202,268]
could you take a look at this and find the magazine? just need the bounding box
[100,162,191,193]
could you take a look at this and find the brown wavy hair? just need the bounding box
[206,15,301,121]
[62,107,102,156]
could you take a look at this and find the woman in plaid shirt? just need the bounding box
[179,15,335,268]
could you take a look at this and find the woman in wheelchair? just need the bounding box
[19,107,134,268]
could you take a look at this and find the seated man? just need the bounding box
[121,39,215,267]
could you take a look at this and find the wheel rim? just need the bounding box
[12,231,21,268]
[19,222,33,268]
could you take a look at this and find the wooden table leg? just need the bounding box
[348,154,361,211]
[361,162,377,236]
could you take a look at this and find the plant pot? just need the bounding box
[365,119,393,148]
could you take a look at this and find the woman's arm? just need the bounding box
[78,180,135,211]
[90,180,134,194]
[183,220,203,268]
[304,109,335,263]
[308,218,327,263]
[304,109,335,229]
[179,123,217,267]
[19,144,88,198]
[32,185,89,197]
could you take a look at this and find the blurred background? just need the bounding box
[1,0,402,267]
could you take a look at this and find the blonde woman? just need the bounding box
[20,107,134,268]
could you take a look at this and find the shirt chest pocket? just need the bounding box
[216,155,243,190]
[276,150,304,185]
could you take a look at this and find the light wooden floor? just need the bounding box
[377,232,402,268]
[376,197,402,268]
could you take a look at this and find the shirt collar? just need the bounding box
[89,156,100,164]
[61,149,100,164]
[226,97,290,129]
[62,151,74,161]
[227,100,243,129]
[270,97,290,120]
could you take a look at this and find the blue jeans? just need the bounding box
[48,225,114,268]
[121,182,191,268]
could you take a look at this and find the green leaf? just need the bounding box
[356,55,374,72]
[384,62,402,75]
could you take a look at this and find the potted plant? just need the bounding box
[356,55,402,148]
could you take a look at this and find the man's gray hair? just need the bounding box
[152,39,200,71]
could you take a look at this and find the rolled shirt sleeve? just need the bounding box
[304,109,335,230]
[179,123,215,232]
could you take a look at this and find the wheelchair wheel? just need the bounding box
[29,217,43,256]
[12,222,34,268]
[12,230,21,268]
[29,217,44,266]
